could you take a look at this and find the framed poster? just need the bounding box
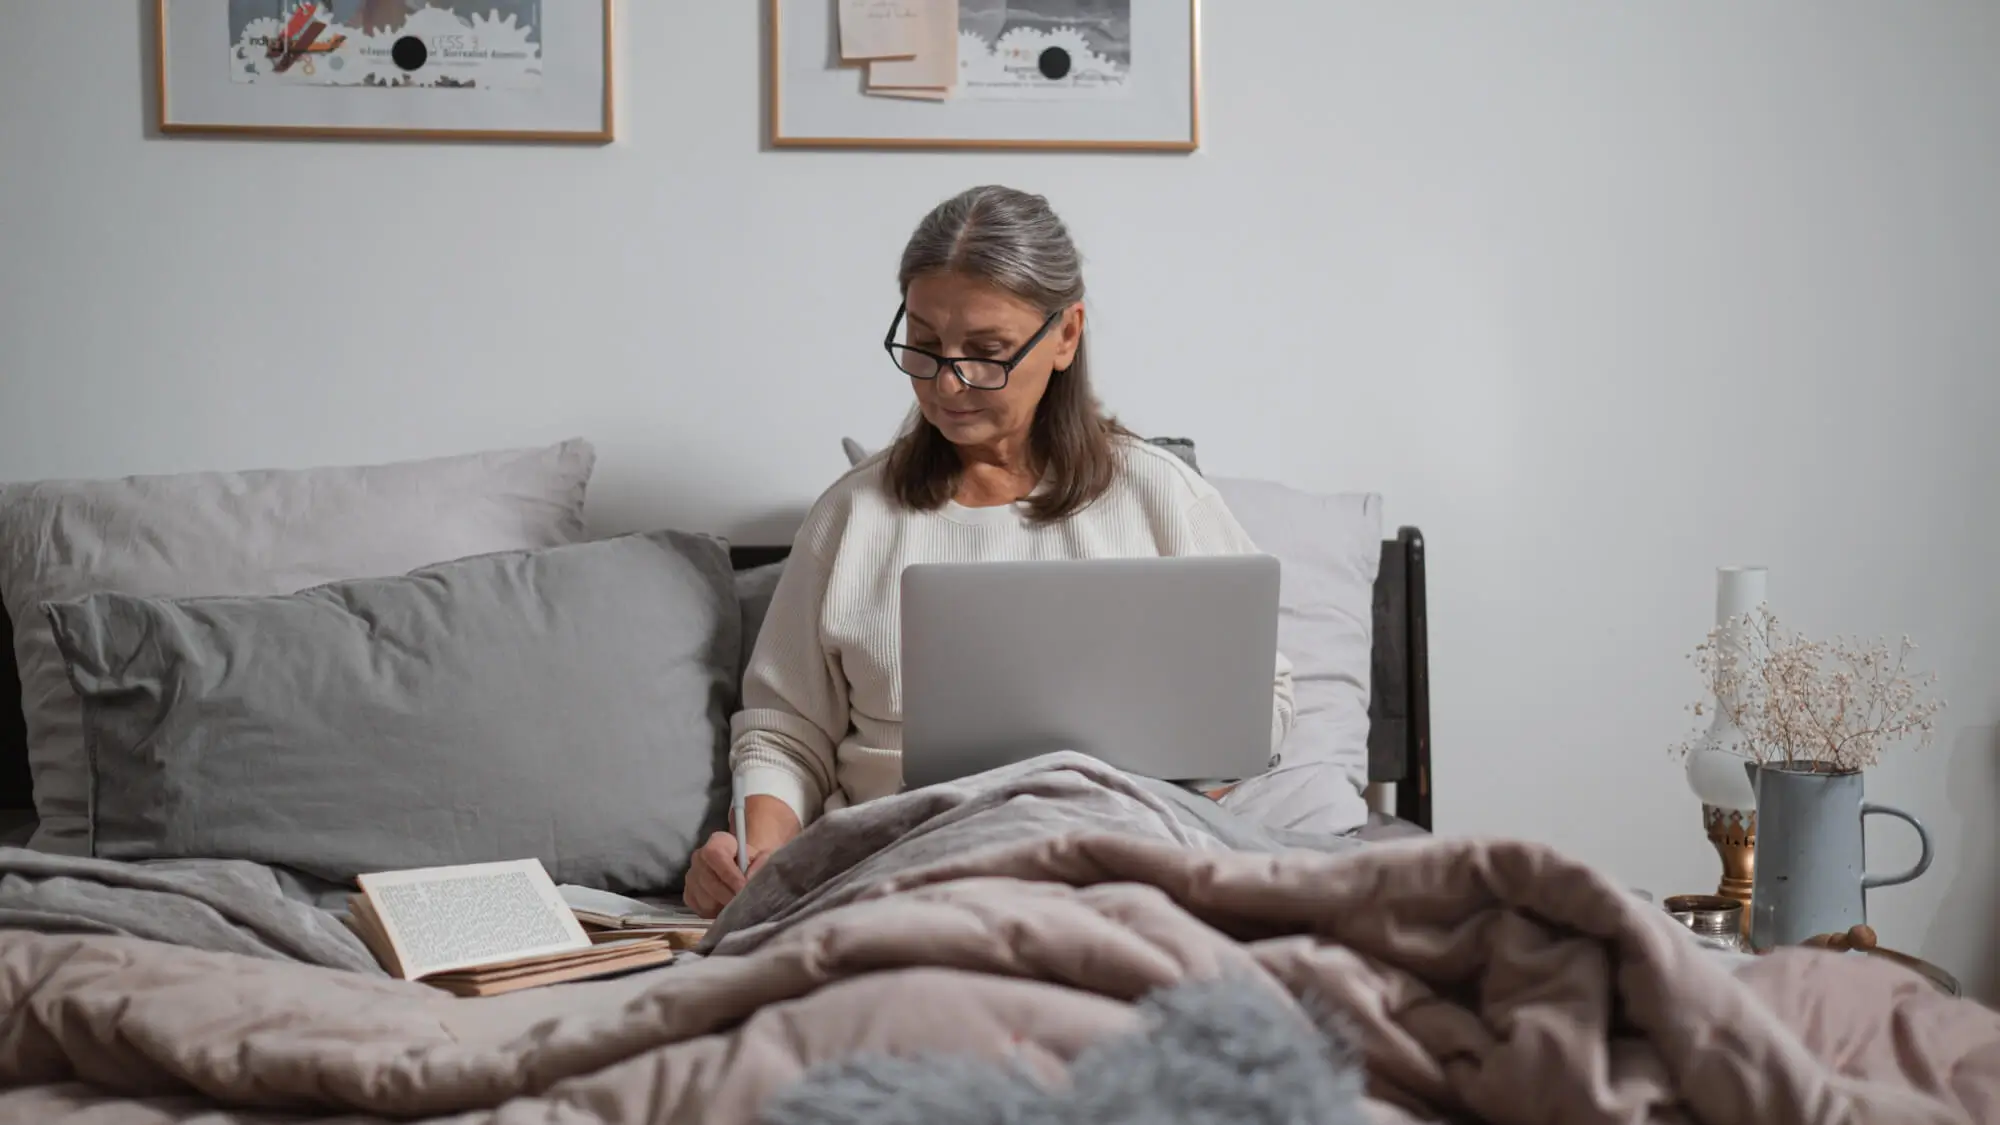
[769,0,1200,152]
[156,0,614,142]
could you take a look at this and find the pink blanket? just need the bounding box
[1,832,1993,1124]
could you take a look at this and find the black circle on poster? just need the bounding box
[391,36,428,72]
[1037,47,1072,80]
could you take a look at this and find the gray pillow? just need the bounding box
[43,530,737,894]
[1210,480,1381,836]
[0,439,596,854]
[1145,436,1200,473]
[734,560,788,679]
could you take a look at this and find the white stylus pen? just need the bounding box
[731,777,749,874]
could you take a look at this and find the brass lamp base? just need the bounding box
[1701,805,1755,936]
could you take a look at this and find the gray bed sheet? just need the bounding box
[0,754,1392,973]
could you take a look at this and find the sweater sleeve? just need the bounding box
[1181,491,1297,755]
[728,544,849,827]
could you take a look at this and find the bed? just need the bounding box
[1,448,1994,1125]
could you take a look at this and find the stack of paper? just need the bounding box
[558,884,714,936]
[840,0,958,101]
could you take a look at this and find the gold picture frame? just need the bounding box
[768,0,1200,152]
[156,0,615,143]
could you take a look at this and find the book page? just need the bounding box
[557,883,657,919]
[559,884,710,928]
[840,0,925,61]
[422,942,680,997]
[359,859,588,979]
[438,935,671,980]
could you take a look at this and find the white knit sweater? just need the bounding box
[730,438,1295,827]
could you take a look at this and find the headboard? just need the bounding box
[0,529,1432,832]
[1365,528,1432,830]
[726,529,1433,830]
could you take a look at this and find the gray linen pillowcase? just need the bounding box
[43,530,737,894]
[0,439,596,854]
[734,560,787,679]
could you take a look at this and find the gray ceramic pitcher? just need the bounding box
[1745,761,1933,952]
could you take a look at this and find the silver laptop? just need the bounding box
[899,554,1280,790]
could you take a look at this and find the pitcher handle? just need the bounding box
[1860,804,1933,890]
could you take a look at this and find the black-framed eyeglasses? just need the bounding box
[883,302,1066,391]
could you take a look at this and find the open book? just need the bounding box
[343,858,697,997]
[558,884,712,932]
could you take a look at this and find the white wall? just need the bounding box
[4,2,1997,996]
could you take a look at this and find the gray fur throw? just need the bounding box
[757,976,1368,1125]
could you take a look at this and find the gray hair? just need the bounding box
[886,186,1130,525]
[897,185,1086,320]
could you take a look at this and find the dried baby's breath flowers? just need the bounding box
[1674,606,1946,773]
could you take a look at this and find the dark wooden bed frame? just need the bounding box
[0,529,1432,832]
[724,528,1433,831]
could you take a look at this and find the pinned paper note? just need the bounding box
[840,0,925,61]
[866,0,957,92]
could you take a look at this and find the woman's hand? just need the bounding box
[683,795,803,919]
[685,832,767,918]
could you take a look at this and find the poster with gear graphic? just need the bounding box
[228,1,542,89]
[959,0,1131,100]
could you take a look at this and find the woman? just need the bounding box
[683,185,1292,918]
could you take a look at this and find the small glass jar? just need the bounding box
[1664,894,1747,953]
